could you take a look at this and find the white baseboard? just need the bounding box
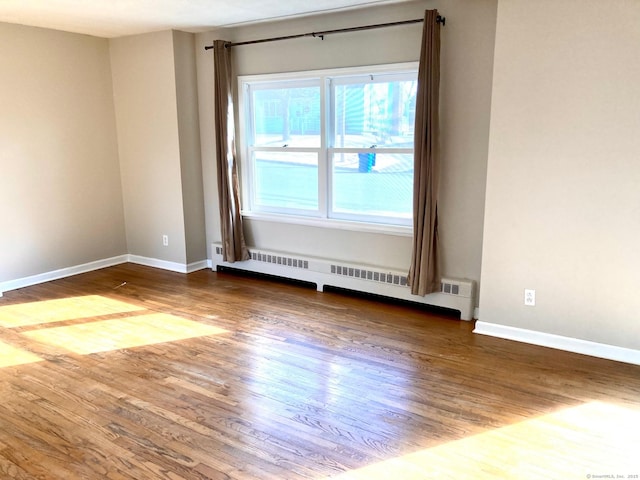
[0,255,209,296]
[0,255,129,295]
[127,256,208,274]
[127,255,186,273]
[187,260,209,273]
[474,321,640,366]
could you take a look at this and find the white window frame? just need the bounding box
[238,62,418,235]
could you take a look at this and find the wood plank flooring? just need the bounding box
[0,263,639,479]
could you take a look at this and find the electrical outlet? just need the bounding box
[162,235,169,247]
[524,289,535,306]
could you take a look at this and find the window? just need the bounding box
[239,63,417,229]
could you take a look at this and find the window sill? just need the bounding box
[241,211,413,237]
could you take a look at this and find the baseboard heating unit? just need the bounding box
[211,244,475,320]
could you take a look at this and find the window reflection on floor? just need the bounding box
[0,340,42,367]
[0,295,229,357]
[0,295,144,327]
[23,313,229,354]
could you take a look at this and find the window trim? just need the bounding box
[237,62,418,233]
[241,210,413,237]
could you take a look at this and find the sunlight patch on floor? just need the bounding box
[0,295,144,327]
[22,313,229,354]
[0,340,43,367]
[327,401,640,479]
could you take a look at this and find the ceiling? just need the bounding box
[0,0,413,38]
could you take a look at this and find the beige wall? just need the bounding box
[0,22,126,283]
[196,0,498,295]
[110,30,189,264]
[173,30,207,265]
[480,0,640,349]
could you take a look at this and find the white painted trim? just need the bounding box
[0,256,211,296]
[238,62,420,86]
[186,260,209,273]
[127,256,208,274]
[474,321,640,366]
[242,211,413,237]
[0,255,128,294]
[127,255,188,274]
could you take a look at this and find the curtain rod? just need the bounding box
[204,15,445,50]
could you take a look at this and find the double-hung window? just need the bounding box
[239,63,417,229]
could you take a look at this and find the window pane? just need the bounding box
[252,86,321,147]
[333,78,417,148]
[254,152,318,211]
[332,152,413,221]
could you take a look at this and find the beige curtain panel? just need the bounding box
[213,40,250,263]
[408,10,442,295]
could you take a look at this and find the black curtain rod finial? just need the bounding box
[436,15,446,26]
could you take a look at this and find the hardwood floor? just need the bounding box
[0,264,639,479]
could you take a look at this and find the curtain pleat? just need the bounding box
[407,10,441,295]
[213,40,250,263]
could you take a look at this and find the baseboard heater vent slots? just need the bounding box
[331,264,408,286]
[251,252,309,269]
[440,278,473,298]
[215,246,309,269]
[211,243,475,321]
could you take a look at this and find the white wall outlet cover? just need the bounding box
[524,289,536,306]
